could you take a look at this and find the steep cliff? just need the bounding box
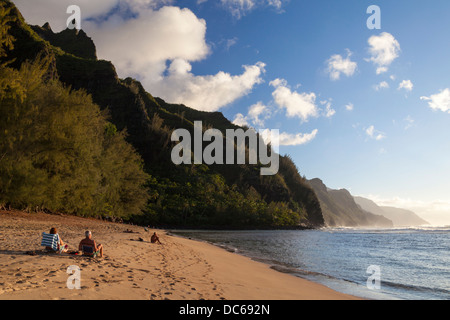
[354,197,429,227]
[308,179,393,228]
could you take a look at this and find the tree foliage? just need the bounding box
[0,6,149,217]
[0,2,15,60]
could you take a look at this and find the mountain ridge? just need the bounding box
[307,178,393,228]
[354,196,429,227]
[1,0,324,229]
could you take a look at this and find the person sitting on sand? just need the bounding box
[47,227,68,253]
[151,232,162,244]
[79,230,103,258]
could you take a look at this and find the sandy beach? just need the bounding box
[0,210,359,300]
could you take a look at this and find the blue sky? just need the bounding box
[14,0,450,224]
[193,1,450,207]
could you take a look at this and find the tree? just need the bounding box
[0,56,149,217]
[0,2,15,60]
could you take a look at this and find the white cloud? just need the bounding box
[320,99,336,118]
[16,1,267,112]
[14,0,174,31]
[14,0,117,31]
[267,0,284,10]
[233,102,271,128]
[270,78,319,122]
[122,0,174,11]
[326,50,357,81]
[398,80,413,92]
[345,103,354,111]
[366,125,386,141]
[232,113,249,127]
[366,126,374,137]
[221,0,255,18]
[420,89,450,113]
[261,128,318,146]
[224,37,238,51]
[376,67,388,74]
[278,129,318,146]
[211,0,288,18]
[152,60,266,111]
[247,102,271,127]
[84,6,210,81]
[367,32,401,74]
[374,81,389,91]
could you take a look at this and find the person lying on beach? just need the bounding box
[151,232,162,244]
[47,227,68,253]
[79,230,103,258]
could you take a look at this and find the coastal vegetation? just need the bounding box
[0,0,324,228]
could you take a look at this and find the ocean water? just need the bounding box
[172,227,450,300]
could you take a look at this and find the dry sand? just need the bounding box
[0,210,359,300]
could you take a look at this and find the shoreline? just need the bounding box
[0,210,361,300]
[168,230,369,299]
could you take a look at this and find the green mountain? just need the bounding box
[0,2,150,219]
[354,197,429,227]
[307,178,393,228]
[0,0,324,229]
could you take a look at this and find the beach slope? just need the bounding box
[0,211,358,300]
